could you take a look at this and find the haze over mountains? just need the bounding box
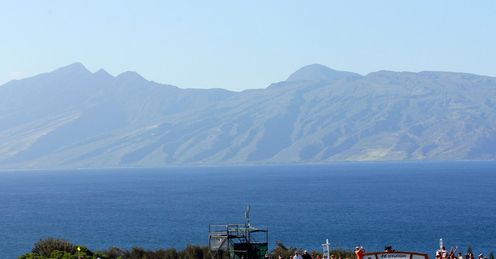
[0,63,495,169]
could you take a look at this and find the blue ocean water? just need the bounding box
[1,162,496,258]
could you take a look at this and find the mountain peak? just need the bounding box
[117,71,147,82]
[94,68,113,79]
[286,64,361,82]
[54,62,91,75]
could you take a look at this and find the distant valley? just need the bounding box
[1,63,495,169]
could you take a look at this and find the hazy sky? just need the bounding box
[1,1,495,91]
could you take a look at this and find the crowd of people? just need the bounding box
[436,246,491,259]
[276,244,492,259]
[278,246,365,259]
[290,250,315,259]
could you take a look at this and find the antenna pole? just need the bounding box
[245,205,251,227]
[322,239,330,259]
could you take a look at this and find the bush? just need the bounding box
[156,248,179,259]
[102,247,127,258]
[49,250,74,259]
[31,238,76,257]
[17,252,44,259]
[179,245,205,259]
[271,242,297,259]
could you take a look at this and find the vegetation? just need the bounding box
[31,238,77,257]
[270,241,354,259]
[18,238,355,259]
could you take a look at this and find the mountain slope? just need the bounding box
[0,63,495,169]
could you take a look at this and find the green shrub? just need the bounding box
[101,247,127,258]
[49,250,74,259]
[17,252,44,259]
[32,238,75,257]
[156,248,178,259]
[179,245,204,259]
[270,242,297,259]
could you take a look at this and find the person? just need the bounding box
[355,246,365,259]
[294,251,303,259]
[458,252,463,259]
[437,246,447,259]
[449,247,459,259]
[302,250,313,259]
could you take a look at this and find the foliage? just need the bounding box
[31,238,76,257]
[103,247,127,258]
[271,241,297,259]
[18,237,496,259]
[18,253,45,259]
[19,238,355,259]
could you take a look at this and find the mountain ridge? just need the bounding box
[0,63,495,169]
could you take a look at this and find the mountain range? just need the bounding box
[0,63,495,169]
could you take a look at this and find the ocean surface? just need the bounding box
[1,162,496,258]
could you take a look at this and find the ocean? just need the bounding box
[1,162,495,258]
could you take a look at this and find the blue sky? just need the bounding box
[1,0,495,91]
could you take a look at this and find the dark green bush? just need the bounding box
[31,238,75,257]
[17,252,44,259]
[48,250,74,259]
[158,248,178,259]
[104,247,127,258]
[179,245,205,259]
[270,241,297,259]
